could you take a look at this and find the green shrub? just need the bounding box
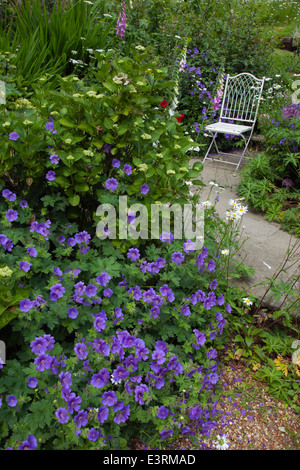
[238,101,300,235]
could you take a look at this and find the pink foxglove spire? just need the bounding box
[116,2,127,38]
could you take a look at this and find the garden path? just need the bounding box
[190,154,299,315]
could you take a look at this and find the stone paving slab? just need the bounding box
[190,156,300,315]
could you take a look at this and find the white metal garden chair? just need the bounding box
[203,72,265,170]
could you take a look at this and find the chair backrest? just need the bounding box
[219,73,265,124]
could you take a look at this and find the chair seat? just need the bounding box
[205,122,252,136]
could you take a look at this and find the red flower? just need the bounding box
[160,100,168,108]
[176,113,184,123]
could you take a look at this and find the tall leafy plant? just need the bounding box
[0,0,115,85]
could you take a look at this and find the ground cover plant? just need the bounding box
[0,0,299,451]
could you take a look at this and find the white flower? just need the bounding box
[110,377,122,385]
[228,199,239,208]
[236,205,248,215]
[221,249,229,255]
[202,201,212,208]
[215,434,230,450]
[243,297,253,306]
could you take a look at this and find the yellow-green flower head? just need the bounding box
[138,163,148,172]
[0,266,13,277]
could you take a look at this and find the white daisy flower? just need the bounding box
[243,297,253,306]
[215,434,230,450]
[228,199,239,208]
[202,201,212,208]
[221,249,229,255]
[237,205,248,215]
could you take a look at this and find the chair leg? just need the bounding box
[236,132,252,170]
[203,132,219,164]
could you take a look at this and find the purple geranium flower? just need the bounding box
[27,377,38,388]
[93,312,107,332]
[193,329,206,346]
[85,284,97,298]
[207,259,216,273]
[160,429,173,439]
[124,164,132,175]
[27,246,37,257]
[46,171,56,181]
[103,288,113,298]
[105,178,118,191]
[114,307,123,320]
[7,395,18,407]
[6,209,18,222]
[18,435,37,450]
[159,231,173,243]
[208,372,219,384]
[171,252,184,265]
[19,260,32,272]
[46,121,54,131]
[97,406,109,424]
[181,305,191,316]
[50,282,65,301]
[74,342,88,360]
[90,368,110,389]
[30,337,48,355]
[67,393,82,414]
[102,391,117,407]
[134,384,148,405]
[50,154,60,164]
[157,406,169,419]
[9,132,19,141]
[114,404,130,424]
[19,298,34,312]
[74,281,86,296]
[95,270,111,286]
[140,184,149,194]
[34,353,52,372]
[59,371,72,388]
[4,190,16,201]
[112,158,120,168]
[127,247,140,261]
[55,407,69,423]
[183,240,196,253]
[74,410,88,428]
[87,428,100,441]
[68,237,76,247]
[68,307,78,319]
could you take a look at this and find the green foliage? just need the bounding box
[0,0,115,85]
[0,48,201,228]
[238,99,300,236]
[0,185,232,449]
